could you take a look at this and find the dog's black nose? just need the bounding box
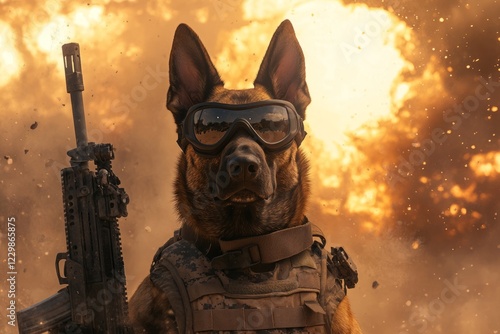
[227,153,260,181]
[215,137,273,201]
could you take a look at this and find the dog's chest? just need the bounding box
[152,240,333,334]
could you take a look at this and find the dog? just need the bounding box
[129,20,362,334]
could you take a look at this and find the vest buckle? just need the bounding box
[211,244,261,270]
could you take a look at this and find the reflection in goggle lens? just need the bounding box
[193,105,290,145]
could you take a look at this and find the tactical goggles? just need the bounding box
[177,99,306,155]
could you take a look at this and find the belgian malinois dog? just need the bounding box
[130,20,362,333]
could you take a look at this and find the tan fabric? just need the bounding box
[150,223,349,333]
[214,222,313,269]
[193,306,326,332]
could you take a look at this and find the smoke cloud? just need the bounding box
[0,1,498,333]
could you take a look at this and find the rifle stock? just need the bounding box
[17,43,131,333]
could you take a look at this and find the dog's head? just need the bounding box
[167,20,311,240]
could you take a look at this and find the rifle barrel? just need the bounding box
[62,43,88,150]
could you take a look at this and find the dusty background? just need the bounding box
[1,0,499,333]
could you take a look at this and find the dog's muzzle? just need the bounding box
[212,136,274,204]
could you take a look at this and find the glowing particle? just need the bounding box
[450,203,460,215]
[405,300,412,306]
[491,106,498,112]
[144,226,152,232]
[439,17,444,22]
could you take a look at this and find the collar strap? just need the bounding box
[211,222,313,270]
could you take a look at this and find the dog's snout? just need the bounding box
[214,135,273,201]
[227,154,260,180]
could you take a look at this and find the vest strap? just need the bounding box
[193,305,325,332]
[212,222,314,270]
[186,277,225,302]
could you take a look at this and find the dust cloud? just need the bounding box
[0,1,498,333]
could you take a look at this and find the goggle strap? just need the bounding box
[177,126,187,152]
[296,129,307,147]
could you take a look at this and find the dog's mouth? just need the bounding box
[215,188,271,205]
[227,189,260,204]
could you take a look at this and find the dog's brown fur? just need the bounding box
[129,20,362,333]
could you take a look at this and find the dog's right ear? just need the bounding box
[167,24,224,124]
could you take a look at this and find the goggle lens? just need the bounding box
[178,100,305,154]
[193,105,290,145]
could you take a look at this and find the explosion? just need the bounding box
[0,22,21,88]
[1,1,498,333]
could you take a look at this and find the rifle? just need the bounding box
[17,43,132,334]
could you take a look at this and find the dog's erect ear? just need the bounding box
[167,24,224,124]
[254,20,311,118]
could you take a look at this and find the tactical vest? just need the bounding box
[149,221,358,333]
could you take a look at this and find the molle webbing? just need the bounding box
[185,266,322,301]
[193,306,325,332]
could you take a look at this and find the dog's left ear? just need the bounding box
[254,20,311,119]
